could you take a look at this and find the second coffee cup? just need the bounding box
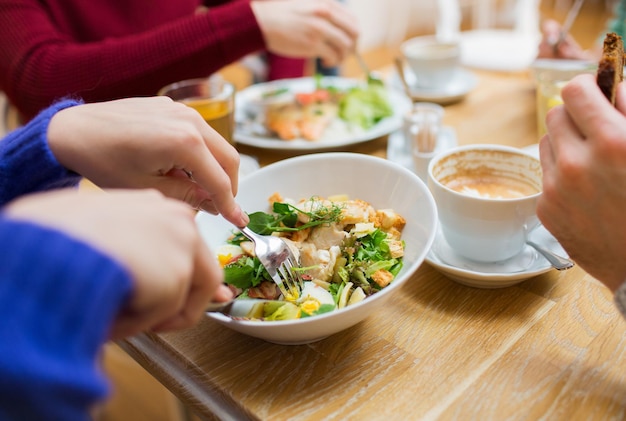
[401,35,461,91]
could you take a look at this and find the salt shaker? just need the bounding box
[403,102,444,182]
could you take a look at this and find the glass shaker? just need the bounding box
[403,102,444,182]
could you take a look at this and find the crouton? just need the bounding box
[387,239,404,258]
[268,192,284,206]
[375,209,406,231]
[371,269,394,288]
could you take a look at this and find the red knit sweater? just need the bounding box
[0,0,305,121]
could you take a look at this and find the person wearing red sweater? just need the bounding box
[0,0,359,122]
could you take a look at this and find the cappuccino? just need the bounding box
[443,173,539,199]
[427,145,543,262]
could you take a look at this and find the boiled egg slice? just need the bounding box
[298,282,336,315]
[216,244,244,267]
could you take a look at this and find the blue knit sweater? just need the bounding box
[0,100,132,420]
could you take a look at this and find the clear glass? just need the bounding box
[404,102,444,182]
[404,102,444,154]
[532,59,596,137]
[159,75,236,145]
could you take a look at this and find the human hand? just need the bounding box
[537,19,594,60]
[538,74,626,290]
[3,188,233,339]
[251,0,359,67]
[47,96,248,228]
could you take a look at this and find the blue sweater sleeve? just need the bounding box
[0,217,132,421]
[0,99,83,207]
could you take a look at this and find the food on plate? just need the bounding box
[266,100,339,141]
[216,193,407,321]
[258,76,393,141]
[597,32,625,105]
[339,83,393,130]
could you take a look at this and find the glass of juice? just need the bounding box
[531,59,596,137]
[159,75,235,145]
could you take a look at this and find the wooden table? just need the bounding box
[118,67,626,420]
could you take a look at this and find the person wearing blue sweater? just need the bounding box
[0,96,248,420]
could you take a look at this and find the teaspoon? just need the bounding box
[526,240,575,271]
[394,57,413,98]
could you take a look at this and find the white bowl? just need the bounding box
[196,152,438,344]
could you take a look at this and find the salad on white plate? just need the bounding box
[234,76,412,150]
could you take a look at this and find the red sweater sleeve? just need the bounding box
[0,0,266,121]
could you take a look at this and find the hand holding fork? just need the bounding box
[550,0,584,55]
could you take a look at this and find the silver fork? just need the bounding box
[239,226,304,300]
[551,0,584,55]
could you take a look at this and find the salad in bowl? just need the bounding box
[196,152,437,344]
[217,193,407,321]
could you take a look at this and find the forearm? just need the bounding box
[0,218,131,420]
[0,99,82,207]
[0,1,264,120]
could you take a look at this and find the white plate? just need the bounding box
[390,66,477,105]
[234,77,412,150]
[425,223,570,288]
[460,29,540,72]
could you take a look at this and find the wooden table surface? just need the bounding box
[119,64,626,420]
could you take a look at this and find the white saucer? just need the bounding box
[425,223,571,288]
[390,66,477,105]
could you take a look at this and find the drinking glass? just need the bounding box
[159,75,235,145]
[532,59,595,137]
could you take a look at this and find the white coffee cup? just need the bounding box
[427,144,542,262]
[401,35,461,90]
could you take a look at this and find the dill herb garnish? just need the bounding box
[247,196,343,235]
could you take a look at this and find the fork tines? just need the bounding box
[276,256,304,301]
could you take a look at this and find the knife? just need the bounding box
[205,299,280,318]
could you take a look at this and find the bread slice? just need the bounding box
[597,32,625,105]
